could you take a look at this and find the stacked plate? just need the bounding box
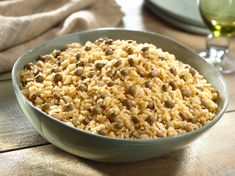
[145,0,210,35]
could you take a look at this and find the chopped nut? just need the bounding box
[88,71,96,78]
[97,128,107,135]
[76,52,81,60]
[85,46,92,51]
[181,88,192,97]
[92,107,102,115]
[82,118,89,125]
[63,103,73,111]
[107,81,114,87]
[78,84,87,91]
[137,71,144,77]
[146,116,156,125]
[76,61,85,67]
[105,49,113,56]
[24,63,34,70]
[141,46,149,52]
[52,50,61,58]
[189,68,196,76]
[147,102,154,109]
[107,110,118,122]
[53,92,61,100]
[120,68,128,76]
[162,84,168,92]
[148,70,156,78]
[127,86,136,96]
[114,60,122,67]
[51,68,59,73]
[36,55,46,62]
[105,39,113,45]
[122,99,133,110]
[180,74,187,81]
[54,73,62,83]
[179,112,187,120]
[35,74,44,83]
[99,94,106,99]
[170,67,177,76]
[126,47,133,54]
[164,100,175,108]
[114,122,124,129]
[74,67,84,76]
[131,116,139,124]
[128,58,135,66]
[42,103,50,111]
[144,81,152,89]
[21,80,28,87]
[95,62,105,70]
[169,81,177,90]
[30,93,40,102]
[201,99,207,108]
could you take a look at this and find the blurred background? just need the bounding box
[0,0,234,74]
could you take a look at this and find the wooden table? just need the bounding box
[1,0,235,175]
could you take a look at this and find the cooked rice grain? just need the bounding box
[20,38,218,139]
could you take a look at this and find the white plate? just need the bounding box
[145,0,209,35]
[146,0,206,27]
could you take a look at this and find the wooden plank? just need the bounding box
[0,80,48,152]
[0,112,234,176]
[0,71,11,81]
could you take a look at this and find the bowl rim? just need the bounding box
[12,27,229,144]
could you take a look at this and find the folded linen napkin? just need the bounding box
[0,0,123,73]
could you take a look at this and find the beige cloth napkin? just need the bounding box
[0,0,123,73]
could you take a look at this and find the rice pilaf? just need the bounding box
[20,38,218,139]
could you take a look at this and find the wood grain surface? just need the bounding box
[1,112,234,176]
[0,80,48,152]
[0,0,235,175]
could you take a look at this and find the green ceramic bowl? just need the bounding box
[12,28,228,162]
